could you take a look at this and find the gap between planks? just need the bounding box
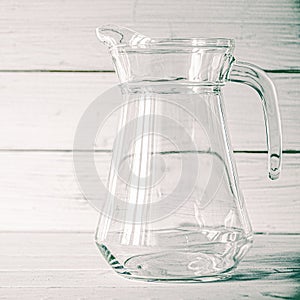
[0,149,298,154]
[0,230,300,235]
[0,69,299,73]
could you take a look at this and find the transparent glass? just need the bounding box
[94,25,282,282]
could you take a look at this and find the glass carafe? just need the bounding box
[91,25,282,282]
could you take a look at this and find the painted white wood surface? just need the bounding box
[0,0,299,70]
[0,152,299,233]
[0,72,299,150]
[0,0,299,297]
[0,233,299,299]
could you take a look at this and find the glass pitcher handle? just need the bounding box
[228,61,282,180]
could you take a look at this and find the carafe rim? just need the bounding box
[109,37,234,51]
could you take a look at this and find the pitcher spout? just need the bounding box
[96,24,234,84]
[96,24,151,49]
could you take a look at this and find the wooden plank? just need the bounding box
[0,285,298,300]
[0,152,299,233]
[0,0,299,70]
[0,233,299,299]
[0,72,116,150]
[0,72,298,151]
[0,232,299,270]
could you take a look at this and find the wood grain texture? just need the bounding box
[0,72,299,151]
[0,233,299,299]
[0,0,299,70]
[0,0,298,297]
[0,152,299,233]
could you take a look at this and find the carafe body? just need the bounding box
[76,25,282,282]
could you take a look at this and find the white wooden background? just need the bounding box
[0,0,299,299]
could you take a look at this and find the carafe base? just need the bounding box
[96,227,253,283]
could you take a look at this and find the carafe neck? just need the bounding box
[96,25,235,85]
[109,46,234,85]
